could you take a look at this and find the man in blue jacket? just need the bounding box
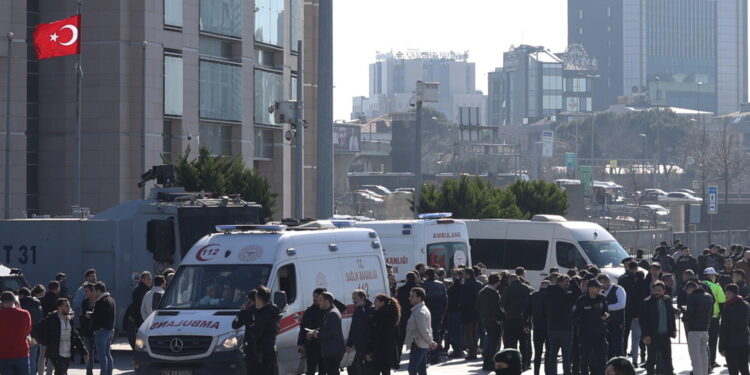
[423,268,447,364]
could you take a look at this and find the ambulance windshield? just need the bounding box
[161,265,272,310]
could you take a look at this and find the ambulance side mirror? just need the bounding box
[274,291,288,312]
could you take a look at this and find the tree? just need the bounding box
[168,146,277,219]
[507,180,569,217]
[418,176,524,219]
[709,121,749,204]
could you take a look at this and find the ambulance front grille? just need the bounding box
[149,335,213,357]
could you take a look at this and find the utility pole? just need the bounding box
[315,0,333,218]
[294,40,304,219]
[4,32,13,219]
[141,41,147,199]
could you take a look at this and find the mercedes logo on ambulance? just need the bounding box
[169,338,184,353]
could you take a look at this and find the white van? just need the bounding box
[465,215,630,288]
[350,213,472,282]
[133,223,389,375]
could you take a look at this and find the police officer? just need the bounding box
[232,290,257,375]
[573,279,609,375]
[248,286,280,375]
[597,274,626,358]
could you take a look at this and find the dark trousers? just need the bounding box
[578,336,607,375]
[725,345,750,375]
[50,357,70,375]
[346,351,367,375]
[532,328,547,375]
[571,330,580,375]
[545,330,572,375]
[708,317,719,365]
[606,318,624,358]
[645,334,673,375]
[448,312,463,353]
[462,322,479,357]
[482,322,501,370]
[503,319,530,369]
[398,316,409,359]
[429,313,444,363]
[623,316,631,352]
[305,344,325,375]
[322,355,342,375]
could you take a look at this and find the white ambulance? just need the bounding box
[348,213,472,282]
[465,215,630,288]
[133,223,389,375]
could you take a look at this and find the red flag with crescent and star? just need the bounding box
[33,15,81,60]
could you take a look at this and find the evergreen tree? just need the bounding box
[507,179,569,217]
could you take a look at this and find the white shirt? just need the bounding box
[58,314,72,358]
[603,284,627,311]
[141,287,165,320]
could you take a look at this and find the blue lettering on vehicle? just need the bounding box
[3,245,37,265]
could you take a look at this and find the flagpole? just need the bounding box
[4,32,14,219]
[73,0,82,208]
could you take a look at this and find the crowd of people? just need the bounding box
[1,241,749,375]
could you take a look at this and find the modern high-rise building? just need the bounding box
[1,0,324,218]
[569,0,748,114]
[351,50,486,125]
[488,45,598,126]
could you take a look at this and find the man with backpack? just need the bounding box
[140,275,165,321]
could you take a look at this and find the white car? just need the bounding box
[658,191,703,203]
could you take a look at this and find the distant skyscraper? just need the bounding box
[569,0,748,114]
[351,51,486,124]
[487,45,598,126]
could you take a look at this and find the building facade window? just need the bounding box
[199,37,242,62]
[255,0,285,46]
[200,0,243,37]
[254,69,283,125]
[254,129,274,159]
[164,54,183,116]
[199,123,232,155]
[163,119,176,162]
[164,0,183,28]
[200,61,242,121]
[290,0,299,51]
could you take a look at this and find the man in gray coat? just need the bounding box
[309,292,344,375]
[477,273,503,372]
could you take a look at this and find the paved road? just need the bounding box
[65,335,734,375]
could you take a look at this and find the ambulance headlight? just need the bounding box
[135,331,148,352]
[215,332,242,352]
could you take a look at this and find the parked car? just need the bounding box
[658,191,703,203]
[360,184,392,196]
[675,188,698,195]
[639,188,667,203]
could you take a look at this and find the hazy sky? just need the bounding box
[332,0,568,121]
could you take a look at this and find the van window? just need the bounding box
[427,242,469,271]
[469,239,548,271]
[578,240,629,268]
[277,264,296,304]
[556,241,587,270]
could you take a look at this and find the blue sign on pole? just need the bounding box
[707,185,718,214]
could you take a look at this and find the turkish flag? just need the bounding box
[33,15,81,60]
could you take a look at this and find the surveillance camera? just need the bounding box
[268,103,276,114]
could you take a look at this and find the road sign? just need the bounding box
[565,152,577,170]
[542,130,554,157]
[707,185,718,214]
[580,166,593,197]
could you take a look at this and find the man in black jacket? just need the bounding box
[422,269,447,365]
[297,288,327,375]
[41,281,61,316]
[683,281,713,375]
[345,290,373,375]
[446,269,464,358]
[718,284,750,375]
[91,282,115,375]
[477,273,503,372]
[461,268,483,360]
[232,290,257,375]
[674,247,698,285]
[543,274,581,375]
[310,292,345,375]
[19,287,43,375]
[37,299,88,375]
[501,275,533,370]
[639,281,676,375]
[249,286,280,375]
[79,284,96,375]
[529,280,548,375]
[125,271,152,349]
[573,279,609,375]
[397,272,420,360]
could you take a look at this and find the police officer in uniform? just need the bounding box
[597,274,626,358]
[573,279,610,375]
